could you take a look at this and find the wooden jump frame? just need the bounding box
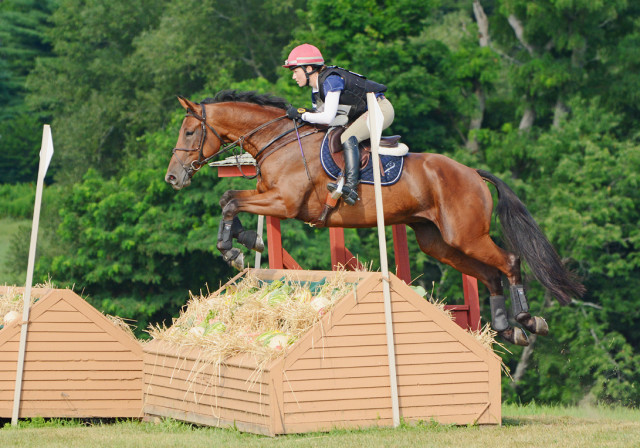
[211,158,481,331]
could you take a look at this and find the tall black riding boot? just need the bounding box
[327,136,360,205]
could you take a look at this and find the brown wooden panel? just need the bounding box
[145,383,269,416]
[144,353,267,385]
[329,321,442,336]
[284,406,393,425]
[284,396,393,414]
[399,402,490,419]
[283,375,390,393]
[283,365,390,381]
[0,369,141,381]
[0,401,143,419]
[0,378,141,392]
[283,392,490,414]
[12,332,117,343]
[143,345,263,371]
[284,385,391,403]
[397,371,490,386]
[1,341,134,352]
[1,351,142,362]
[27,322,103,333]
[144,393,270,424]
[283,381,490,403]
[48,300,78,312]
[282,361,488,382]
[338,310,433,326]
[36,310,93,323]
[0,360,141,372]
[398,381,491,396]
[353,301,419,314]
[283,403,490,426]
[0,389,141,401]
[284,371,488,394]
[319,332,457,348]
[144,365,265,394]
[143,403,272,436]
[146,372,269,405]
[298,341,469,360]
[288,351,481,370]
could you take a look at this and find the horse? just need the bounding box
[165,90,585,346]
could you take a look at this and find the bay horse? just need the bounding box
[165,90,585,346]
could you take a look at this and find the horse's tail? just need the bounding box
[477,169,585,305]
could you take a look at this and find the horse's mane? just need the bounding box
[202,90,289,110]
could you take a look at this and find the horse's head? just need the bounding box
[165,96,225,190]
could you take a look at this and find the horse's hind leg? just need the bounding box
[410,222,529,346]
[439,220,549,338]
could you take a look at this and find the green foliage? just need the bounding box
[0,0,55,183]
[0,182,35,219]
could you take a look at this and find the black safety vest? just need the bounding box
[317,66,387,119]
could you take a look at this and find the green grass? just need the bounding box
[1,405,639,448]
[0,218,29,284]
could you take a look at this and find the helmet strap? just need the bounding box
[304,65,322,87]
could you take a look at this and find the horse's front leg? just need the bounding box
[217,189,291,270]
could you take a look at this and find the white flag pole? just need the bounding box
[254,215,264,268]
[12,125,54,426]
[366,93,400,427]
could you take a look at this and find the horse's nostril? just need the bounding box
[165,174,176,183]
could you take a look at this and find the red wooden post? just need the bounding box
[391,225,411,284]
[265,216,302,270]
[462,274,481,331]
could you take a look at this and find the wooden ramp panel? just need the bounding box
[143,340,273,436]
[0,288,143,418]
[275,273,500,433]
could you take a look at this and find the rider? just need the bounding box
[283,43,394,205]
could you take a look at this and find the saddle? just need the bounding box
[327,127,403,173]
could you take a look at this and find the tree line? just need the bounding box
[1,0,639,406]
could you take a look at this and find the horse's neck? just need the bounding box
[210,104,286,157]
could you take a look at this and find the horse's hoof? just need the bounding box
[223,248,244,270]
[517,314,549,336]
[499,327,529,346]
[254,236,264,253]
[231,253,244,270]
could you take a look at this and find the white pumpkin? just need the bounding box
[310,296,331,312]
[189,326,205,337]
[4,311,20,325]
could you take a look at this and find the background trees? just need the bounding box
[1,0,639,406]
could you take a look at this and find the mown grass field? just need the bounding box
[1,404,639,448]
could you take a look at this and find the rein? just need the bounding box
[171,101,292,179]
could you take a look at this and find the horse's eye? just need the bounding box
[186,130,194,137]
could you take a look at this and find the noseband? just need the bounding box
[171,102,288,179]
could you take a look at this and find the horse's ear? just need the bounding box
[177,95,198,112]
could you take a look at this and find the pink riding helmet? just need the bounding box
[283,44,325,68]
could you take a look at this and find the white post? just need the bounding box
[12,125,54,426]
[366,93,400,427]
[254,215,264,268]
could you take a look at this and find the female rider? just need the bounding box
[283,43,394,205]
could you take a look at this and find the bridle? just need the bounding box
[171,101,291,179]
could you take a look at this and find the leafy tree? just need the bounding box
[0,0,55,183]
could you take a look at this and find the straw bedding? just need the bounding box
[147,271,353,370]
